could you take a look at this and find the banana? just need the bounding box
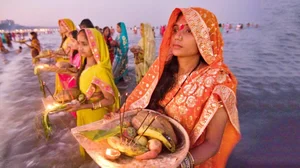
[137,125,176,153]
[131,111,178,145]
[107,136,149,157]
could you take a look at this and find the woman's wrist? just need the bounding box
[80,103,92,110]
[187,152,195,167]
[92,101,103,110]
[180,152,194,168]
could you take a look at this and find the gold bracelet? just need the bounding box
[180,156,191,168]
[180,160,186,168]
[95,102,99,109]
[187,152,195,168]
[98,101,102,108]
[92,103,95,110]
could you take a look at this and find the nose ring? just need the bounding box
[178,35,183,41]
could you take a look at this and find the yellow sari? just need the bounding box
[54,19,77,95]
[76,28,120,156]
[135,23,156,83]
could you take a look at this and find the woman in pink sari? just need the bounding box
[48,19,78,96]
[55,30,82,117]
[39,30,82,117]
[57,30,81,90]
[35,19,78,95]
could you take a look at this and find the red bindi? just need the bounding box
[179,24,185,30]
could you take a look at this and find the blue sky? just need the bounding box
[0,0,262,27]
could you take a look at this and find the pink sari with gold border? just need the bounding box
[58,53,81,89]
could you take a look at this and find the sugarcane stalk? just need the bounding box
[41,94,86,138]
[37,73,46,98]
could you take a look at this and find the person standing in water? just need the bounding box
[112,22,129,84]
[103,26,116,64]
[66,28,120,156]
[133,25,138,34]
[0,39,9,54]
[110,26,115,37]
[36,19,77,95]
[23,32,41,64]
[123,7,240,167]
[16,46,22,54]
[130,23,156,84]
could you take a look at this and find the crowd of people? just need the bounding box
[0,30,56,64]
[2,7,241,167]
[219,22,259,33]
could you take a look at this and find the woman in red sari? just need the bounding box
[123,7,241,167]
[103,26,116,64]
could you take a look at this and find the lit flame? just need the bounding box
[106,148,114,156]
[46,103,59,111]
[46,104,54,110]
[105,148,120,160]
[37,64,49,69]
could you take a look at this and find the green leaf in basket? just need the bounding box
[80,125,121,142]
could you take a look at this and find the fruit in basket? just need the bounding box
[122,120,131,128]
[148,139,163,153]
[131,111,178,145]
[107,136,149,157]
[137,125,176,152]
[122,126,137,140]
[135,139,163,160]
[134,135,148,146]
[73,109,190,167]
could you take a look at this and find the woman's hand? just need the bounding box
[139,49,144,55]
[66,100,81,112]
[110,40,117,47]
[104,111,119,120]
[109,48,114,53]
[130,47,136,53]
[49,52,58,58]
[116,41,120,47]
[189,106,229,165]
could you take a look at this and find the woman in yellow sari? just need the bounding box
[123,8,240,167]
[66,28,120,156]
[54,19,77,95]
[130,23,156,84]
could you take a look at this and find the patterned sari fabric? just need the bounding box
[54,19,77,95]
[104,36,114,64]
[135,23,156,83]
[124,8,241,167]
[112,22,129,84]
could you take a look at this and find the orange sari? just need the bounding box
[124,8,241,167]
